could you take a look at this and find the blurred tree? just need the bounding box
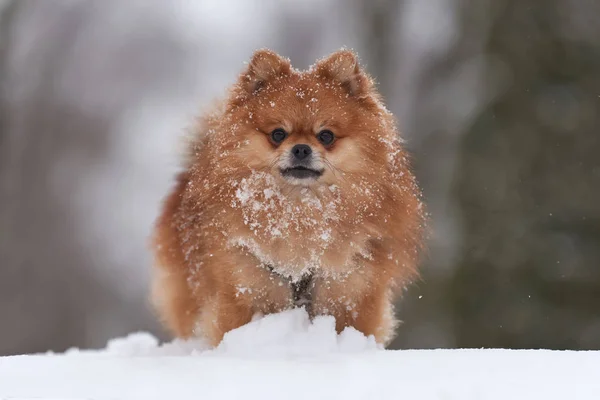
[357,0,402,100]
[0,0,18,154]
[450,0,600,349]
[0,0,172,355]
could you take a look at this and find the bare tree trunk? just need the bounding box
[356,0,403,99]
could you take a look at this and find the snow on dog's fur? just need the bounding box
[151,49,425,347]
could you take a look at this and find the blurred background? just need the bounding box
[1,0,599,355]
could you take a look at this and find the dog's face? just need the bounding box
[220,49,396,191]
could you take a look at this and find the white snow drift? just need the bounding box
[1,308,599,400]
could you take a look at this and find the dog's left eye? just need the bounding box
[317,130,335,146]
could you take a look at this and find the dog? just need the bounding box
[151,49,425,347]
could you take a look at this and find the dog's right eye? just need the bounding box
[270,128,287,144]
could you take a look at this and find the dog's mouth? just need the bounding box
[280,166,324,180]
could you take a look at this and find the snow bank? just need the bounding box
[68,308,380,358]
[1,309,599,400]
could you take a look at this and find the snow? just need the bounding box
[1,309,599,400]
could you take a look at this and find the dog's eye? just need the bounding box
[270,128,287,144]
[317,130,335,146]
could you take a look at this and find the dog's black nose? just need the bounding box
[291,144,312,160]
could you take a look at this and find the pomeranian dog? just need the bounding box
[151,49,425,347]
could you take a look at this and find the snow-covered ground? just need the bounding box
[1,309,598,400]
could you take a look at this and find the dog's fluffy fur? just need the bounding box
[151,49,425,347]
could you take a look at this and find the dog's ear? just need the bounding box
[241,49,292,93]
[314,50,373,97]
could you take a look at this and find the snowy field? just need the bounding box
[1,309,598,400]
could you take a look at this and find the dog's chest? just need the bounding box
[228,214,371,282]
[222,173,374,279]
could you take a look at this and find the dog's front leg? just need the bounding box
[311,273,396,346]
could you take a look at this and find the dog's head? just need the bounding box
[217,49,399,191]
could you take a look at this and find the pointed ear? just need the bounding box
[315,50,373,96]
[241,49,292,93]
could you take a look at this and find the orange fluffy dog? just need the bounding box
[151,49,425,347]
